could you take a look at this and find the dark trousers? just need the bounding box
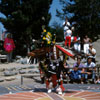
[7,52,12,62]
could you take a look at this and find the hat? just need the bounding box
[88,56,93,59]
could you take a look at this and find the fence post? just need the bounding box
[21,76,23,85]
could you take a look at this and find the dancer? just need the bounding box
[45,45,65,94]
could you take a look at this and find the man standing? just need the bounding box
[83,35,90,54]
[63,17,71,40]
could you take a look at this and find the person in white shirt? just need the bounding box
[85,56,96,68]
[63,17,71,40]
[86,43,96,63]
[85,56,96,83]
[83,35,90,54]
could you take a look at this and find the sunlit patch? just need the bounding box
[63,96,85,100]
[37,96,85,100]
[37,97,51,100]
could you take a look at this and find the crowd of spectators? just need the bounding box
[62,17,98,84]
[63,56,96,84]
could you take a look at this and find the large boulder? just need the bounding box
[0,78,5,82]
[19,70,27,74]
[4,70,18,76]
[0,68,5,72]
[93,39,100,62]
[5,76,16,81]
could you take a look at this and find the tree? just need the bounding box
[51,21,64,42]
[57,0,100,41]
[0,0,52,55]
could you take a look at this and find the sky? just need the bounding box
[0,12,6,31]
[49,0,63,26]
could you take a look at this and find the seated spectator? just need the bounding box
[73,56,85,69]
[73,56,87,84]
[85,56,96,83]
[86,43,96,63]
[63,60,70,72]
[69,66,81,83]
[85,56,96,68]
[63,60,70,83]
[68,66,89,84]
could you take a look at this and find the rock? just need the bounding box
[19,70,27,74]
[28,70,35,73]
[15,56,28,64]
[33,68,39,73]
[4,71,13,76]
[16,55,22,59]
[20,58,28,64]
[27,66,35,69]
[21,66,28,69]
[16,59,21,63]
[0,68,5,72]
[16,67,22,70]
[5,76,16,81]
[0,78,5,82]
[7,68,15,71]
[13,71,18,75]
[34,70,39,73]
[93,39,100,61]
[4,71,18,76]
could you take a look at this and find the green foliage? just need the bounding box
[57,0,100,41]
[51,22,64,42]
[0,0,52,55]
